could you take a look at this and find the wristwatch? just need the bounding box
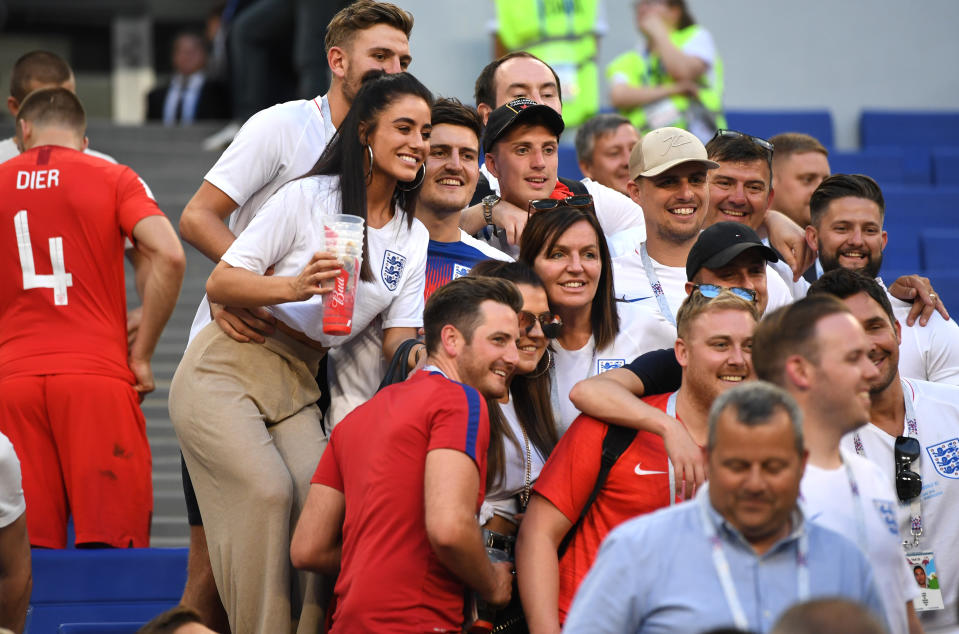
[482,194,500,227]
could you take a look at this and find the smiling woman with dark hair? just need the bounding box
[169,71,433,632]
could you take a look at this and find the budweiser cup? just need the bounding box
[322,214,364,335]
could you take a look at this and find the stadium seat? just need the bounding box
[557,144,584,181]
[860,111,959,149]
[920,229,959,272]
[881,185,959,276]
[924,271,959,309]
[829,149,912,186]
[29,548,187,633]
[725,109,834,148]
[932,147,959,186]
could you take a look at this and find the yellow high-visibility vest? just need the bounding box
[606,24,725,135]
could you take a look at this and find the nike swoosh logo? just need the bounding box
[621,296,653,303]
[635,463,666,476]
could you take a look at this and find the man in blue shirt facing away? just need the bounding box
[563,381,887,634]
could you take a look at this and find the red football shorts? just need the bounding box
[0,374,152,548]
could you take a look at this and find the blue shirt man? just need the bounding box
[563,381,887,633]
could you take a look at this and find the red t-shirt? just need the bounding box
[313,369,490,633]
[0,146,162,381]
[533,392,675,622]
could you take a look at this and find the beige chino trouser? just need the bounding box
[170,323,330,634]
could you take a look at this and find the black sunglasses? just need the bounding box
[894,435,922,503]
[693,284,757,303]
[527,194,594,219]
[709,129,774,171]
[518,311,563,339]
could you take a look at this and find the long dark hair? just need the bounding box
[306,70,433,282]
[470,260,559,493]
[519,206,619,349]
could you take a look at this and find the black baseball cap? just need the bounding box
[482,97,565,153]
[686,222,779,281]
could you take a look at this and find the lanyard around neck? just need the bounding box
[852,378,923,547]
[698,493,809,630]
[640,243,677,327]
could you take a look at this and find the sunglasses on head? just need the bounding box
[518,310,563,339]
[693,284,757,303]
[709,129,774,153]
[895,435,922,503]
[527,194,594,219]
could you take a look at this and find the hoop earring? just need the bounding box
[525,347,553,379]
[365,144,374,182]
[396,163,425,192]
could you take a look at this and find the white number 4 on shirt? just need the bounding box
[15,210,72,305]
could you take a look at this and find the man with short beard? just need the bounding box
[805,174,959,385]
[753,295,921,634]
[810,269,959,632]
[414,98,510,299]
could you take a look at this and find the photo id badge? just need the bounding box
[906,551,944,611]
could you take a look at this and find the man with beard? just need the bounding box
[810,269,959,632]
[172,1,414,626]
[805,174,959,385]
[290,277,519,632]
[415,98,511,300]
[753,295,921,634]
[517,288,759,631]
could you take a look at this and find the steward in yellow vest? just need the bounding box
[606,0,725,142]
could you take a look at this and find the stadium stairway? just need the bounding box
[86,120,225,547]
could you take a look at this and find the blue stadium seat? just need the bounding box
[880,186,959,276]
[924,271,959,309]
[932,147,959,186]
[829,149,912,186]
[920,229,959,272]
[725,109,834,148]
[860,111,959,149]
[30,548,187,634]
[557,143,584,181]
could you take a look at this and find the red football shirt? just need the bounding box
[533,392,675,622]
[313,370,490,633]
[0,146,163,381]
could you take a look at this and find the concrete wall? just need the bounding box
[396,0,959,149]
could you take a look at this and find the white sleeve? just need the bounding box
[765,265,796,312]
[922,316,959,386]
[220,183,302,274]
[204,106,290,207]
[0,433,25,529]
[682,27,716,67]
[382,225,428,329]
[583,179,646,237]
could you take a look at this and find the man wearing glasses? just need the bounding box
[752,294,922,634]
[811,269,959,632]
[516,287,759,632]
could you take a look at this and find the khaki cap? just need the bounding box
[628,126,719,180]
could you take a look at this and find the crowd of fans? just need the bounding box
[2,1,959,634]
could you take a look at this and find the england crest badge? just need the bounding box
[453,263,470,280]
[381,250,407,291]
[927,438,959,479]
[597,358,625,373]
